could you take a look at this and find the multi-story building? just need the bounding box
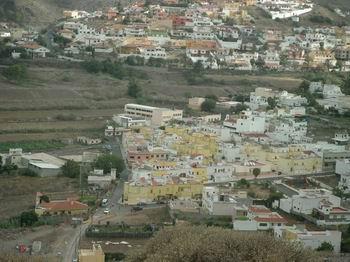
[124,103,183,126]
[224,111,266,134]
[123,177,203,205]
[279,188,341,216]
[202,186,251,216]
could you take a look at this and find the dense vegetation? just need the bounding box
[0,0,23,23]
[128,225,320,262]
[0,140,65,153]
[93,154,124,174]
[82,59,148,80]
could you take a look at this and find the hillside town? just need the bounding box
[0,0,350,72]
[1,0,350,261]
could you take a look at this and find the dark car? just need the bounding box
[137,202,146,206]
[132,206,143,212]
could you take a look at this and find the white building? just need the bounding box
[322,84,344,99]
[138,46,167,59]
[202,186,250,216]
[224,111,266,134]
[336,159,350,193]
[233,205,287,231]
[275,226,342,253]
[279,188,341,215]
[124,103,183,126]
[113,114,147,128]
[278,91,307,107]
[268,118,308,143]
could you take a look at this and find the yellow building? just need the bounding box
[123,180,203,205]
[165,126,218,161]
[79,244,105,262]
[266,145,322,175]
[240,143,322,176]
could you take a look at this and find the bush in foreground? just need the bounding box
[127,225,320,262]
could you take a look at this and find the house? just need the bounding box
[198,114,221,123]
[332,132,350,145]
[21,43,50,58]
[322,85,344,99]
[232,160,272,177]
[312,200,350,226]
[278,91,307,107]
[223,111,266,134]
[35,192,88,216]
[233,205,287,231]
[79,244,105,262]
[202,186,252,216]
[336,159,350,193]
[279,188,341,216]
[275,225,342,253]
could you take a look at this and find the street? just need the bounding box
[64,136,130,261]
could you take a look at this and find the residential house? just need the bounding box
[275,225,342,253]
[279,188,341,215]
[233,205,287,231]
[202,186,252,216]
[35,192,88,216]
[336,159,350,193]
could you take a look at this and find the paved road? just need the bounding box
[64,137,130,261]
[63,223,88,262]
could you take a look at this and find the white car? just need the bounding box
[103,208,110,214]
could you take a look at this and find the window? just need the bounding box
[259,223,268,227]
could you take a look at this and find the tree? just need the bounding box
[252,168,261,179]
[20,211,38,227]
[205,94,218,101]
[127,225,319,262]
[267,97,277,110]
[93,154,124,174]
[127,79,142,98]
[342,76,350,95]
[2,64,27,82]
[61,160,80,178]
[316,242,334,252]
[201,99,216,112]
[232,103,248,114]
[193,60,204,75]
[40,195,50,203]
[82,60,102,73]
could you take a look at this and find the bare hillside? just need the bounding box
[0,0,118,27]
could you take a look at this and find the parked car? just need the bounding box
[132,206,143,212]
[137,202,146,206]
[104,208,110,214]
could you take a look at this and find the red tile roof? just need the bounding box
[331,207,349,213]
[249,206,271,214]
[40,199,88,212]
[254,215,287,223]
